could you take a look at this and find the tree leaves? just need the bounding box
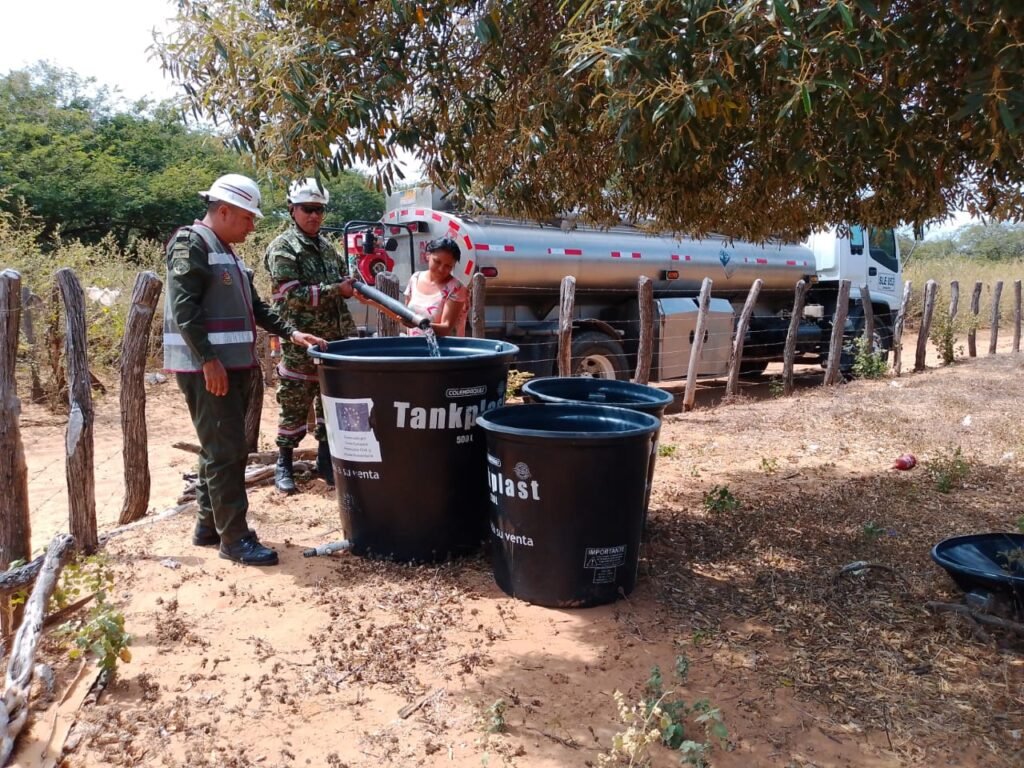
[153,0,1024,240]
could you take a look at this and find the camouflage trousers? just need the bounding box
[275,349,325,448]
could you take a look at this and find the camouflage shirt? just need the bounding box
[264,224,356,341]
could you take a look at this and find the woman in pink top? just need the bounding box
[403,237,468,336]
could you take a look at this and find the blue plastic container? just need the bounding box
[477,403,660,607]
[931,532,1024,615]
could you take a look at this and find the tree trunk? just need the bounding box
[824,280,851,386]
[949,280,959,323]
[859,284,875,347]
[782,280,808,396]
[726,279,763,396]
[118,272,162,525]
[683,278,713,411]
[634,276,654,384]
[557,276,576,377]
[54,269,98,554]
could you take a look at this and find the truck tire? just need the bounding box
[571,331,628,380]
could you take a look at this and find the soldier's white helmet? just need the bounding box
[287,177,330,206]
[199,174,264,218]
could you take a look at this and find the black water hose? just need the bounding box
[352,281,431,331]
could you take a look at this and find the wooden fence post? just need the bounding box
[915,279,938,372]
[967,281,982,357]
[19,286,45,404]
[0,270,32,634]
[726,279,763,397]
[859,284,875,347]
[989,280,1003,355]
[949,280,960,324]
[557,276,576,377]
[375,272,401,338]
[634,276,654,385]
[892,280,912,377]
[1014,280,1022,354]
[823,280,851,386]
[118,272,163,525]
[683,278,713,411]
[782,279,808,396]
[54,268,98,554]
[470,273,486,339]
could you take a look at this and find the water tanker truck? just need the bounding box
[341,186,903,381]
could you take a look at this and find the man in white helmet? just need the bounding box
[264,177,356,494]
[164,173,328,566]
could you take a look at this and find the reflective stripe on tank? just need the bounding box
[164,331,254,346]
[277,364,319,382]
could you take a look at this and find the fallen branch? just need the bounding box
[171,441,201,454]
[246,448,317,465]
[177,463,314,503]
[398,688,444,719]
[925,601,1024,636]
[833,561,912,589]
[0,558,45,598]
[99,502,197,544]
[0,533,75,766]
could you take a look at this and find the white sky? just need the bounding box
[0,0,180,103]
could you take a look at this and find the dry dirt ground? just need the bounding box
[9,342,1024,768]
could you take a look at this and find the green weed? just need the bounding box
[862,521,886,542]
[759,457,779,475]
[851,336,888,379]
[925,447,971,493]
[53,554,132,673]
[658,443,678,459]
[768,378,785,398]
[702,485,739,515]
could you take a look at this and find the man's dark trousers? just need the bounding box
[176,369,254,545]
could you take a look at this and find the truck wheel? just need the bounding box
[571,331,628,380]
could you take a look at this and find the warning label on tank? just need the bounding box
[592,568,616,584]
[583,545,626,569]
[321,395,382,463]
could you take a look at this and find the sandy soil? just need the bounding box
[9,337,1024,768]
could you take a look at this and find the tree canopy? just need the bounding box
[0,63,384,249]
[156,0,1024,241]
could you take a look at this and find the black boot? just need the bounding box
[275,447,298,495]
[317,440,335,487]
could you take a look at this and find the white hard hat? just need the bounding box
[287,177,330,206]
[199,174,264,218]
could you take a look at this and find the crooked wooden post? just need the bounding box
[726,279,763,397]
[682,278,713,411]
[989,280,1003,355]
[949,280,960,324]
[859,284,875,348]
[782,279,808,396]
[557,276,576,377]
[470,273,486,339]
[915,279,938,372]
[19,286,45,404]
[119,272,163,525]
[375,272,401,338]
[823,280,851,386]
[634,276,654,385]
[967,281,982,357]
[1014,280,1022,354]
[54,268,98,554]
[0,270,32,639]
[892,280,912,377]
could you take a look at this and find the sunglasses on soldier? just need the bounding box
[297,204,326,215]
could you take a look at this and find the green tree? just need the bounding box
[156,1,1024,241]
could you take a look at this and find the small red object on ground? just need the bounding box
[892,453,917,470]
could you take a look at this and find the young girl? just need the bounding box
[404,237,468,336]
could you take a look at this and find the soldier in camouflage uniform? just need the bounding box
[264,178,357,494]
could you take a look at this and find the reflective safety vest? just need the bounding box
[163,223,259,372]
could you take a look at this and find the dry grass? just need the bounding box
[647,354,1024,765]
